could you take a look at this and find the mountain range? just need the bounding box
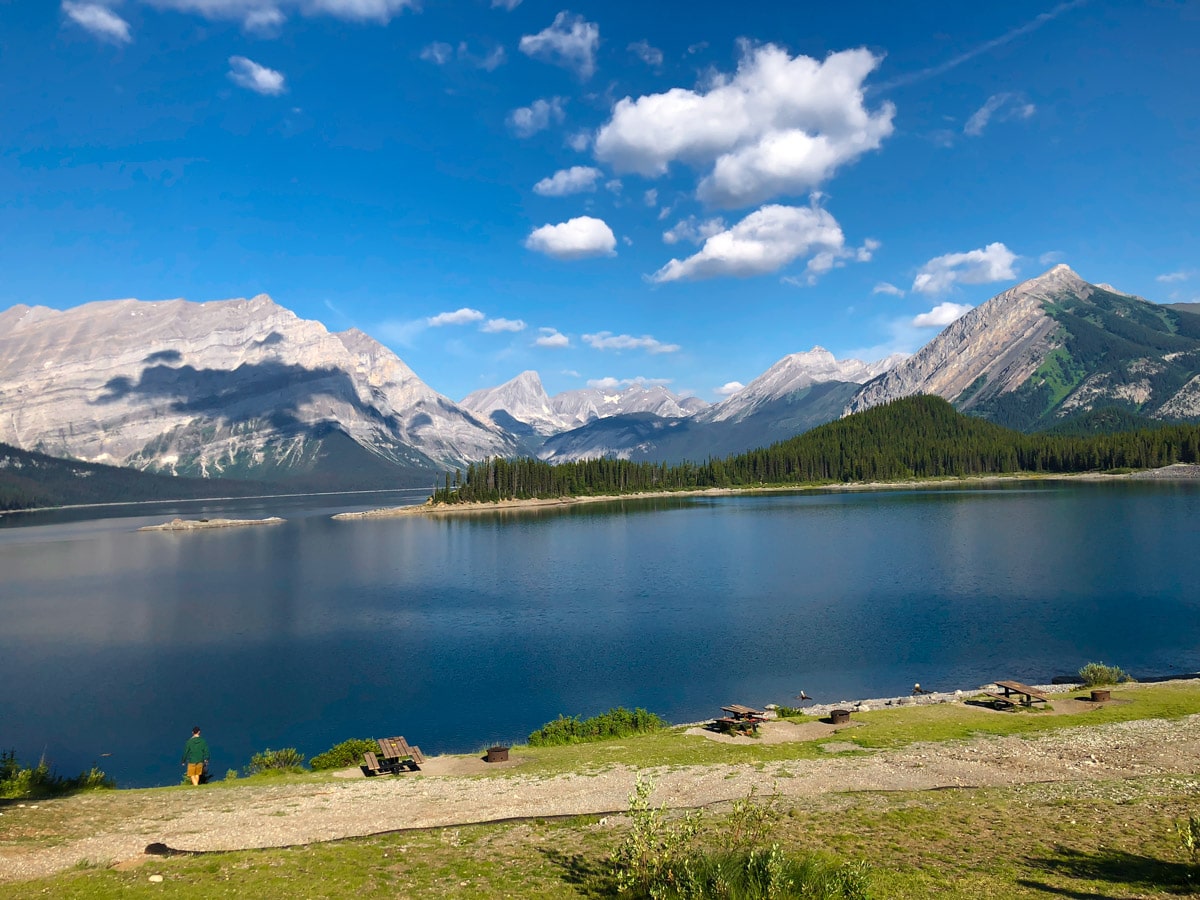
[2,265,1199,500]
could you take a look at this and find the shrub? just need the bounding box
[528,707,666,747]
[225,769,239,781]
[246,747,306,776]
[610,776,871,899]
[0,751,114,799]
[1078,662,1134,687]
[774,705,809,719]
[310,738,378,771]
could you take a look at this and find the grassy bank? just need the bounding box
[7,681,1200,898]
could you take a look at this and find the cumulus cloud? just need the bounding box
[1157,270,1193,284]
[427,307,485,327]
[594,43,894,208]
[964,92,1036,137]
[912,302,974,328]
[912,242,1018,295]
[566,130,592,152]
[533,166,603,196]
[628,39,663,67]
[228,56,286,95]
[534,327,570,348]
[662,216,727,245]
[519,11,599,79]
[714,381,745,397]
[141,0,417,28]
[582,332,680,354]
[242,6,284,33]
[643,188,658,207]
[873,281,906,297]
[63,1,133,43]
[481,317,526,333]
[650,202,845,283]
[525,216,617,260]
[507,96,566,138]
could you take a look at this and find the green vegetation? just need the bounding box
[430,396,1200,504]
[527,706,666,747]
[611,777,870,899]
[309,739,377,771]
[0,751,114,799]
[245,747,306,776]
[1078,662,1135,687]
[11,682,1200,899]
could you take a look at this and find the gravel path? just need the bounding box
[4,711,1200,884]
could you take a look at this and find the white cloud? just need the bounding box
[141,0,417,28]
[628,39,663,67]
[525,216,617,260]
[533,166,603,196]
[1039,250,1065,265]
[421,41,453,64]
[662,216,726,245]
[427,307,485,327]
[650,202,845,283]
[714,381,745,397]
[242,6,284,33]
[912,302,973,328]
[491,0,520,8]
[423,41,506,70]
[582,332,680,354]
[964,93,1036,137]
[566,131,591,152]
[63,2,132,43]
[873,281,906,297]
[912,242,1018,295]
[481,317,526,333]
[643,188,658,207]
[228,56,286,95]
[594,44,894,209]
[507,97,566,138]
[1157,270,1193,284]
[588,375,672,389]
[604,179,623,193]
[534,327,570,348]
[519,11,599,79]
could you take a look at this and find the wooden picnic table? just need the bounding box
[363,736,425,775]
[988,680,1050,708]
[716,705,766,735]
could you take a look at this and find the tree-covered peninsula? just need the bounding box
[430,395,1200,504]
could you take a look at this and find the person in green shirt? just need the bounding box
[181,726,210,786]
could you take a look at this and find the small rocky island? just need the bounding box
[138,516,285,532]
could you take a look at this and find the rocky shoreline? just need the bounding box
[138,516,285,532]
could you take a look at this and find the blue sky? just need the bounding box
[2,1,1197,401]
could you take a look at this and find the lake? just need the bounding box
[2,480,1198,787]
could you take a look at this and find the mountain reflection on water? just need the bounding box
[1,481,1198,787]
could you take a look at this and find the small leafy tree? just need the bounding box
[310,739,378,770]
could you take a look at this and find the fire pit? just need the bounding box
[1090,689,1111,702]
[829,709,851,725]
[485,746,510,763]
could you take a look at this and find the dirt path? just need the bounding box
[4,712,1200,884]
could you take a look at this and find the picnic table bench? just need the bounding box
[986,680,1051,709]
[715,704,766,736]
[362,736,424,776]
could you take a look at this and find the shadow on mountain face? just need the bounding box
[142,349,183,365]
[92,360,390,434]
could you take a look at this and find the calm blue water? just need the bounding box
[2,481,1198,788]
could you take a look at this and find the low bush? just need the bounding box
[1078,662,1134,687]
[611,776,871,899]
[528,707,666,747]
[310,738,378,771]
[0,751,114,799]
[774,705,810,719]
[246,747,306,776]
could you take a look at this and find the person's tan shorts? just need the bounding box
[187,762,205,779]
